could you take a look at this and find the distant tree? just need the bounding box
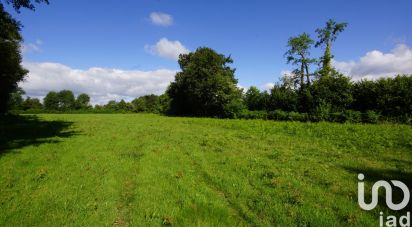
[105,100,118,110]
[131,94,159,113]
[43,91,59,110]
[22,97,42,110]
[75,93,91,109]
[167,47,244,117]
[155,94,171,114]
[315,19,348,77]
[285,33,316,87]
[131,98,146,112]
[117,99,130,112]
[244,86,267,111]
[57,90,75,110]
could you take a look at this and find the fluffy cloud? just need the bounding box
[262,83,275,91]
[145,38,189,60]
[334,44,412,80]
[19,62,177,104]
[149,12,173,26]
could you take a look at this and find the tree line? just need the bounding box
[1,0,411,123]
[9,90,170,114]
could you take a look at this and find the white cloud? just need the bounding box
[145,38,189,60]
[21,39,43,53]
[19,62,177,105]
[262,83,274,91]
[149,12,173,26]
[334,44,412,80]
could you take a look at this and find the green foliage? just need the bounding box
[0,4,27,113]
[75,93,91,110]
[167,47,243,117]
[131,94,159,113]
[22,97,42,110]
[267,110,308,122]
[285,32,316,87]
[0,0,49,113]
[311,71,353,112]
[239,110,268,120]
[362,110,380,124]
[353,75,412,118]
[267,84,298,112]
[43,91,59,110]
[244,86,268,111]
[7,87,25,110]
[315,19,348,77]
[57,90,75,110]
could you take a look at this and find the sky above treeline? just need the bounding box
[6,0,412,104]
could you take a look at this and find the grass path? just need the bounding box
[0,114,411,226]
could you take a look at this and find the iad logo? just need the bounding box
[357,173,411,227]
[358,173,410,210]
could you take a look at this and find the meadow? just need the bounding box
[0,114,411,226]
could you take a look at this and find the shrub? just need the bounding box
[362,111,380,124]
[329,112,346,123]
[268,110,308,122]
[239,110,268,120]
[344,110,362,123]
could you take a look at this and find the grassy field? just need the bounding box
[0,114,411,226]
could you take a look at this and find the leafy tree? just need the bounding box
[352,75,412,118]
[267,83,298,112]
[104,100,118,110]
[75,93,91,109]
[311,70,353,112]
[315,19,348,77]
[131,94,159,112]
[57,90,75,110]
[285,33,316,87]
[167,47,243,117]
[0,4,27,113]
[0,0,48,113]
[43,91,59,110]
[22,97,42,110]
[244,86,268,111]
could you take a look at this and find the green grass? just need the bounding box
[0,114,411,226]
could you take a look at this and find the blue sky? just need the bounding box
[6,0,412,103]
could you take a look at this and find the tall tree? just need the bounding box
[315,19,348,77]
[75,93,91,109]
[57,90,75,110]
[285,33,316,87]
[0,4,27,113]
[0,0,49,113]
[167,47,243,117]
[43,91,59,110]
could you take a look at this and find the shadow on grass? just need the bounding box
[344,166,412,214]
[0,114,79,155]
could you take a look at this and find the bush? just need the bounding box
[362,111,380,124]
[239,110,268,120]
[344,110,362,123]
[329,112,346,123]
[311,101,331,122]
[268,110,308,122]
